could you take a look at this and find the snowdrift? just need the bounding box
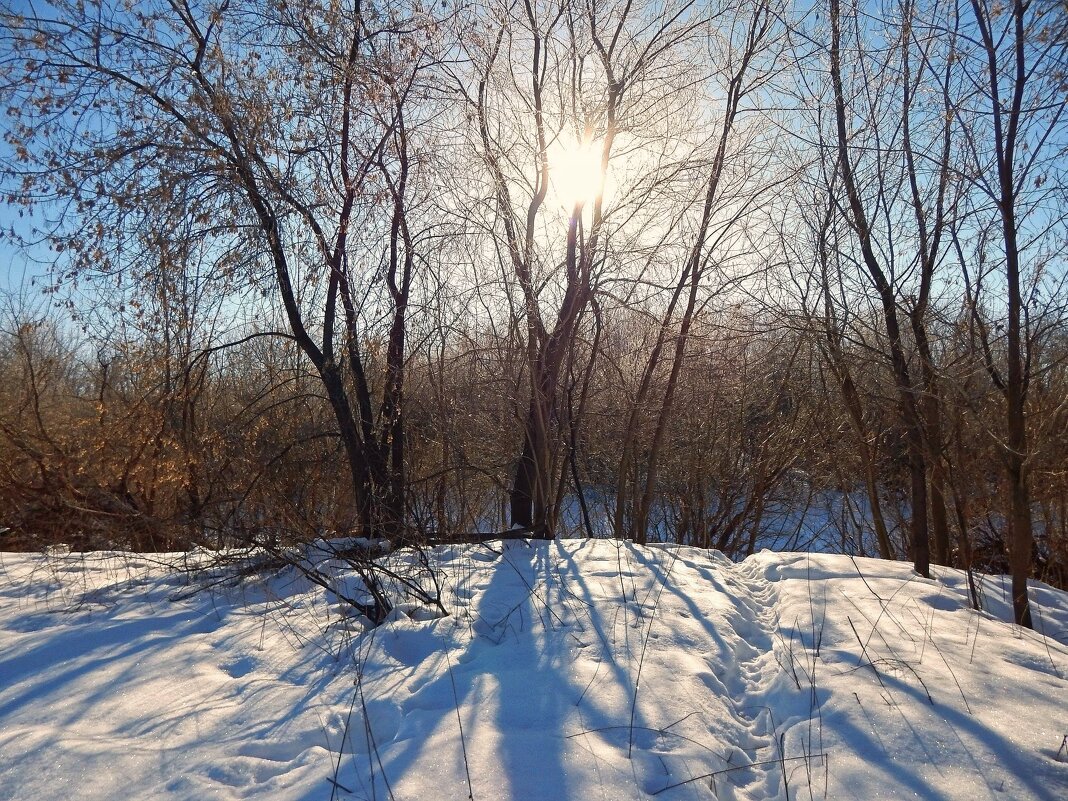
[0,540,1065,800]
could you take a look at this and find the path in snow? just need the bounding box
[335,540,814,801]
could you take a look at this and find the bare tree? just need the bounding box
[1,0,443,541]
[821,0,967,577]
[457,0,709,535]
[952,0,1068,626]
[612,0,783,544]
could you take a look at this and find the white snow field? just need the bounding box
[1,539,1066,801]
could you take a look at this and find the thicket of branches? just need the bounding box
[1,0,1066,626]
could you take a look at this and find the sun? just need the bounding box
[548,136,606,211]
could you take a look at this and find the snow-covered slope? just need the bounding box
[0,540,1065,801]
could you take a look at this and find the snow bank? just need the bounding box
[0,542,1064,800]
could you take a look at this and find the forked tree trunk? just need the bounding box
[969,0,1034,627]
[829,0,930,576]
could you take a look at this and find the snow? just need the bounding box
[0,541,1065,801]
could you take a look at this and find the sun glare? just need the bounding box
[548,137,606,211]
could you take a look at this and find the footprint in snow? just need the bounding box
[222,655,256,679]
[381,626,444,666]
[345,699,403,752]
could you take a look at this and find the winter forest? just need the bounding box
[1,2,1068,800]
[4,0,1066,616]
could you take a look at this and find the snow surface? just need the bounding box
[0,540,1066,800]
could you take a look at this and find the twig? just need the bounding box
[847,616,883,687]
[652,754,828,795]
[565,724,720,755]
[445,647,475,801]
[779,732,790,801]
[628,546,679,758]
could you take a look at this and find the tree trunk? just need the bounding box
[830,0,929,576]
[968,0,1033,627]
